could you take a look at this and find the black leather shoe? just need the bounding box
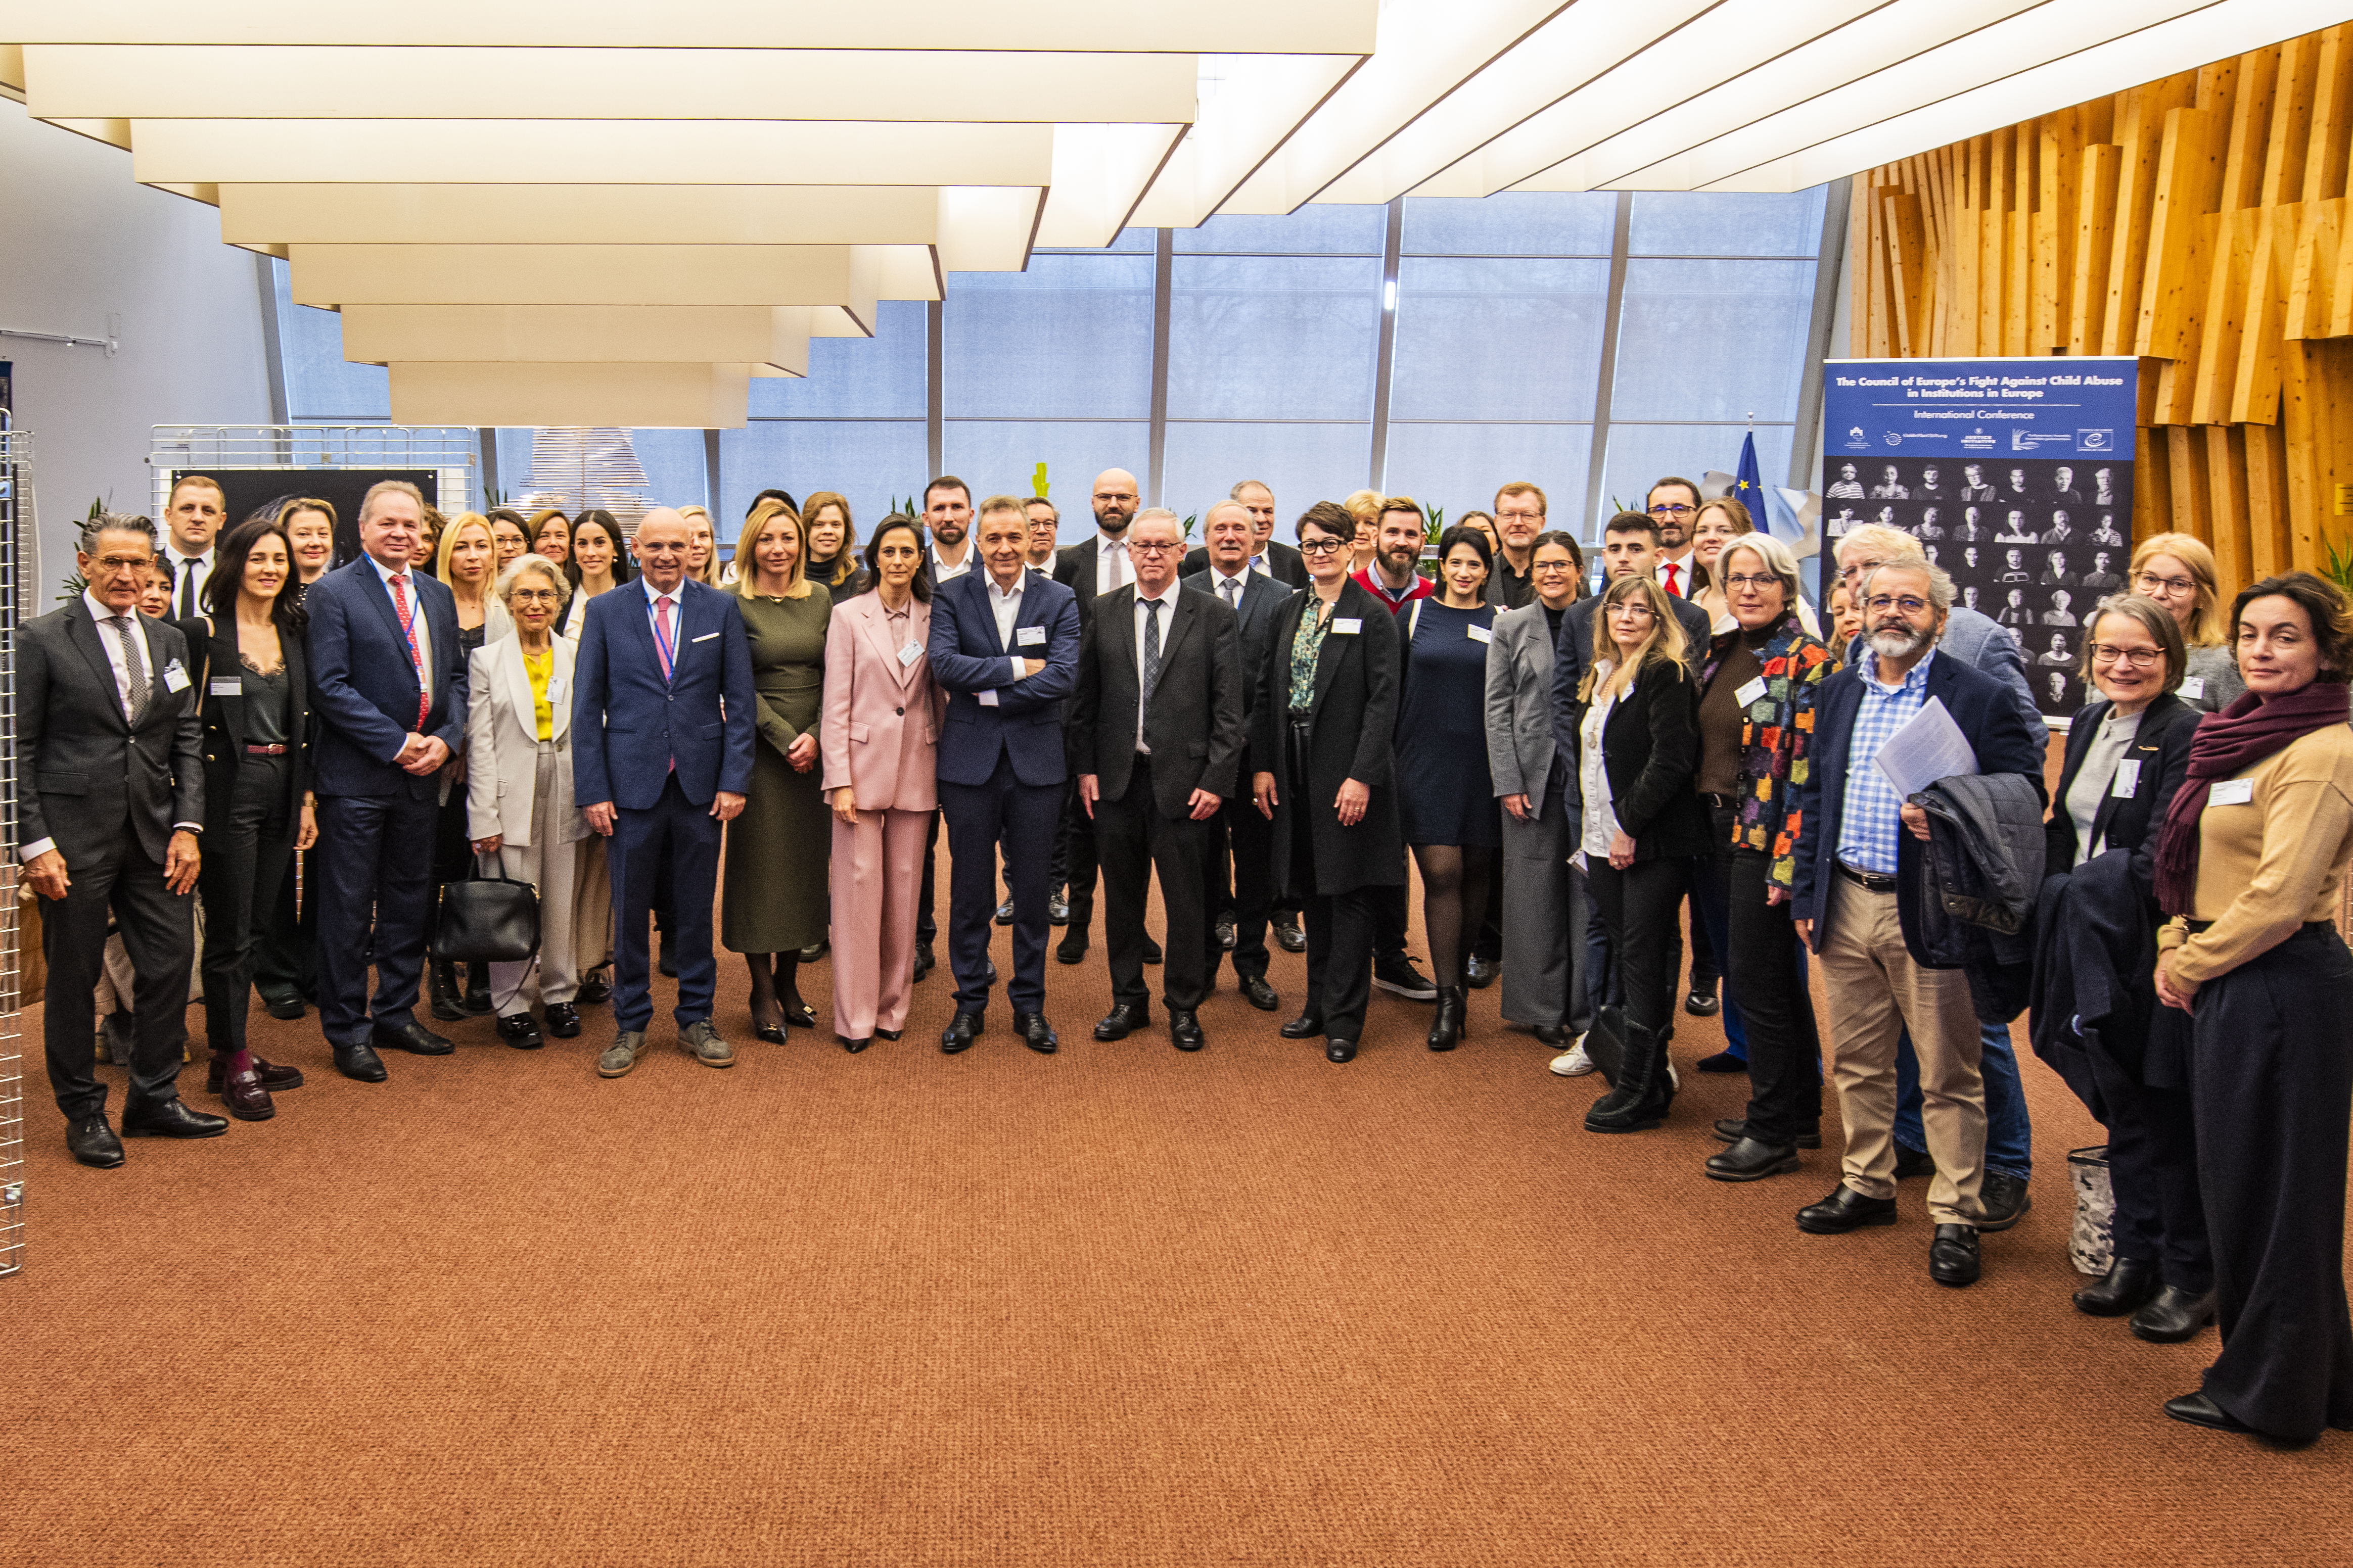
[1240,975,1279,1012]
[1694,1050,1745,1074]
[1279,1012,1325,1039]
[461,966,494,1017]
[496,1013,544,1050]
[876,1028,903,1041]
[259,988,307,1021]
[334,1042,388,1082]
[1465,954,1500,990]
[995,896,1016,925]
[912,941,935,983]
[1141,936,1163,965]
[1533,1024,1566,1047]
[799,939,828,962]
[544,1003,582,1038]
[2131,1285,2218,1344]
[121,1098,229,1139]
[983,959,998,986]
[940,1011,983,1054]
[2073,1257,2163,1317]
[1048,892,1071,926]
[1014,1012,1058,1055]
[1272,914,1307,953]
[1094,1003,1148,1040]
[839,1035,871,1054]
[67,1113,124,1168]
[429,958,466,1022]
[1216,912,1237,951]
[754,1022,789,1046]
[1892,1143,1934,1180]
[206,1055,304,1094]
[1974,1170,2032,1231]
[1170,1010,1204,1052]
[373,1020,454,1056]
[1928,1223,1982,1287]
[2164,1391,2257,1434]
[1324,1037,1357,1063]
[1055,934,1088,965]
[1685,983,1721,1016]
[1705,1136,1801,1182]
[1796,1185,1899,1234]
[781,997,818,1029]
[577,966,613,1004]
[1712,1117,1822,1151]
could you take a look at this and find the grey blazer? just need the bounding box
[15,602,205,865]
[1484,601,1560,802]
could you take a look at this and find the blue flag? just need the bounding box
[1734,432,1766,531]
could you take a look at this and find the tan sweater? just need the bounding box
[2159,722,2353,983]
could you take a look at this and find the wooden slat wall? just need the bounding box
[1853,26,2353,599]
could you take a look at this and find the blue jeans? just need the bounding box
[1897,1021,2032,1178]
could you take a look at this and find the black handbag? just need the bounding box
[432,858,542,965]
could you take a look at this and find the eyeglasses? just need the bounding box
[1723,573,1781,591]
[1129,541,1178,556]
[1093,491,1138,504]
[88,553,154,574]
[1610,603,1657,620]
[510,588,561,604]
[1298,538,1347,556]
[2090,644,2163,667]
[2134,573,2196,597]
[1532,560,1578,574]
[1865,594,1931,615]
[1648,503,1695,517]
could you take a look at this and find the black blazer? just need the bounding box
[180,614,313,827]
[14,604,205,866]
[1570,658,1713,861]
[1069,583,1248,818]
[1180,541,1308,589]
[1548,587,1713,810]
[1250,577,1406,895]
[1181,565,1292,727]
[1052,537,1111,627]
[2043,691,2198,892]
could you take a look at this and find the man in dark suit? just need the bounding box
[573,507,755,1078]
[1047,466,1143,963]
[1073,509,1247,1050]
[1788,559,2046,1288]
[1184,499,1294,1012]
[17,515,220,1166]
[932,495,1084,1054]
[1180,479,1309,587]
[306,480,470,1082]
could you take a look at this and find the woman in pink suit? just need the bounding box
[821,516,946,1052]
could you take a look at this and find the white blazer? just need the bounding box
[465,634,588,847]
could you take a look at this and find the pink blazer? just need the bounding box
[820,593,946,812]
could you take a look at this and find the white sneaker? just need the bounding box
[1549,1037,1597,1076]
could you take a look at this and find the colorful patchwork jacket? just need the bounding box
[1699,614,1834,890]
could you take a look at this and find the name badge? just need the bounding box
[546,676,566,704]
[2111,759,2141,798]
[977,689,1001,707]
[1734,676,1769,707]
[690,631,719,643]
[1331,617,1362,635]
[161,660,191,693]
[2177,676,2205,700]
[898,642,924,668]
[209,677,242,698]
[1016,624,1046,646]
[2209,778,2254,806]
[1468,624,1493,644]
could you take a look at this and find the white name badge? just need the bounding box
[1735,676,1769,706]
[546,676,566,704]
[2111,758,2141,797]
[161,661,191,693]
[1468,624,1493,644]
[977,688,1001,707]
[690,631,719,643]
[898,642,924,668]
[1016,624,1046,646]
[2209,777,2255,806]
[1331,617,1363,635]
[2178,676,2206,700]
[209,677,242,698]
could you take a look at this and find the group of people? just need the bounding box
[20,464,2353,1446]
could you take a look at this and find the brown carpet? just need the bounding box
[5,841,2350,1567]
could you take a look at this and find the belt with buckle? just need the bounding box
[1837,861,1897,893]
[244,743,288,755]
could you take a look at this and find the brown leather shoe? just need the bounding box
[218,1058,276,1121]
[207,1054,304,1095]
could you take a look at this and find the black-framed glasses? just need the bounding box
[2134,572,2195,596]
[2090,644,2162,667]
[1648,503,1695,517]
[1723,573,1781,591]
[1298,538,1346,555]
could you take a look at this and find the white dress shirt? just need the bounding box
[164,546,214,619]
[931,542,973,583]
[369,552,437,704]
[987,573,1028,683]
[1132,582,1181,754]
[1094,533,1132,596]
[21,593,195,863]
[1208,561,1253,614]
[640,577,686,671]
[1577,664,1629,862]
[1657,551,1697,598]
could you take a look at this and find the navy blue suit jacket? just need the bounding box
[1789,648,2048,961]
[306,554,468,801]
[927,566,1081,788]
[571,579,756,810]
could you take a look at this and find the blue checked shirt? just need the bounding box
[1836,647,1937,876]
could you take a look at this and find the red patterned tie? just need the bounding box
[389,572,429,728]
[1664,562,1680,597]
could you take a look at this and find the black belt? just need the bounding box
[1837,861,1897,893]
[2183,918,2335,934]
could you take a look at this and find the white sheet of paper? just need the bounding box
[2178,676,2205,700]
[1734,676,1769,706]
[2209,777,2254,806]
[2111,758,2141,797]
[1873,696,1979,797]
[977,688,1000,707]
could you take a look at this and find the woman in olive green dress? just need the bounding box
[723,497,835,1040]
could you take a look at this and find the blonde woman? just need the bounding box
[428,513,507,1018]
[2130,532,2243,711]
[1690,496,1821,638]
[1342,487,1383,575]
[722,497,835,1039]
[680,505,722,587]
[1573,573,1710,1133]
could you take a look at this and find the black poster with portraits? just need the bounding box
[1822,358,2137,719]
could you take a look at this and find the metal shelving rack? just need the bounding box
[148,425,478,518]
[1,422,31,1279]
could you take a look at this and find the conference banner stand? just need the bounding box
[150,425,479,567]
[1822,357,2139,723]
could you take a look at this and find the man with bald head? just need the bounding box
[572,506,756,1079]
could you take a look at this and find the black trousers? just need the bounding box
[1058,777,1099,932]
[316,791,438,1047]
[197,756,298,1058]
[1586,854,1685,1038]
[40,816,196,1120]
[1727,847,1823,1144]
[941,753,1061,1015]
[1204,788,1275,981]
[608,775,722,1033]
[2189,923,2353,1440]
[1096,754,1212,1012]
[917,808,940,943]
[2049,1037,2209,1293]
[1287,731,1375,1039]
[253,840,316,1003]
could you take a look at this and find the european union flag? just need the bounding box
[1734,432,1766,529]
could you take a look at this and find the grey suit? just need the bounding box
[15,600,206,1121]
[1484,601,1578,1031]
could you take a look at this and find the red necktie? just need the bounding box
[1664,562,1681,596]
[388,573,429,728]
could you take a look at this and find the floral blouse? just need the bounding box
[1700,613,1833,889]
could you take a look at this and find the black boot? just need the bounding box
[462,961,494,1017]
[1425,985,1465,1052]
[429,958,466,1022]
[1585,1022,1669,1133]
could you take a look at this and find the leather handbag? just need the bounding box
[431,858,541,965]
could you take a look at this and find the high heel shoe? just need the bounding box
[1425,985,1465,1052]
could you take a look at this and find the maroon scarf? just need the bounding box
[2152,681,2350,914]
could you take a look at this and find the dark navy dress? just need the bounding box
[1396,598,1501,848]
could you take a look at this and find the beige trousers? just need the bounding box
[1816,872,1988,1225]
[571,832,613,980]
[489,746,582,1016]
